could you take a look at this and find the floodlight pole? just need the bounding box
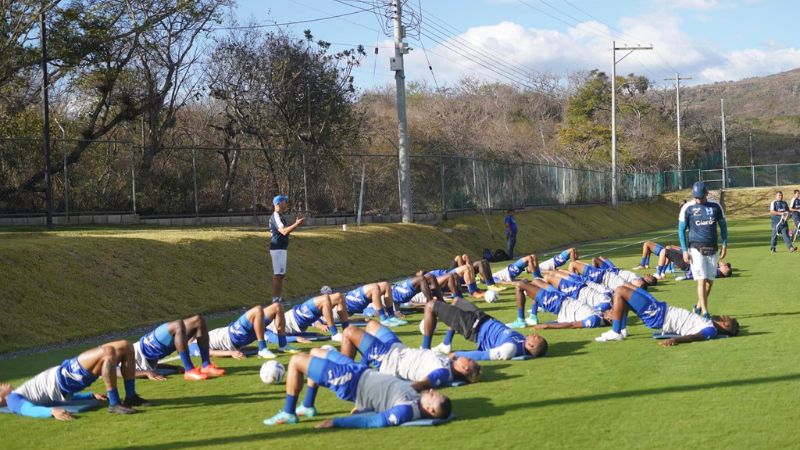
[391,0,412,222]
[611,41,652,208]
[665,73,691,189]
[720,98,728,189]
[40,8,54,229]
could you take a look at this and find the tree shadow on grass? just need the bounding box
[113,427,316,450]
[737,310,800,319]
[545,339,589,358]
[152,391,278,409]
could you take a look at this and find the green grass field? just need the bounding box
[1,216,798,449]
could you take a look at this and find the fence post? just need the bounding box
[62,138,69,221]
[351,157,356,214]
[439,157,446,212]
[131,143,137,214]
[775,164,778,186]
[358,163,366,226]
[301,149,309,214]
[250,150,257,223]
[191,148,199,218]
[484,163,491,209]
[697,169,701,182]
[751,165,755,188]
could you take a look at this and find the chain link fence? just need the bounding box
[1,137,705,219]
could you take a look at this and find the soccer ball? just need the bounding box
[260,361,285,384]
[320,285,333,295]
[484,290,499,303]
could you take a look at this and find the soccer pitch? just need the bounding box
[0,217,797,449]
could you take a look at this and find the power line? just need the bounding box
[211,8,376,31]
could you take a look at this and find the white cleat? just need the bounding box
[621,328,628,338]
[595,330,624,342]
[632,265,648,270]
[432,342,451,354]
[330,333,343,343]
[258,348,277,359]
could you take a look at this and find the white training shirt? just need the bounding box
[379,343,452,383]
[661,306,714,335]
[13,367,69,405]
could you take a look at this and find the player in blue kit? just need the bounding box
[507,279,606,329]
[419,298,548,360]
[190,303,296,360]
[492,254,538,283]
[567,259,657,290]
[595,284,739,345]
[263,349,452,428]
[532,248,579,277]
[339,281,404,326]
[337,321,481,392]
[0,340,149,419]
[769,191,796,252]
[268,292,350,343]
[542,270,612,311]
[133,315,225,381]
[678,181,729,318]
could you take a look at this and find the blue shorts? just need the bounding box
[653,243,665,256]
[357,334,393,367]
[345,288,369,314]
[293,298,322,329]
[627,288,667,329]
[553,250,571,268]
[55,357,98,395]
[391,279,417,304]
[307,357,367,402]
[228,313,256,348]
[138,323,176,361]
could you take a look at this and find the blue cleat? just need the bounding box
[506,318,528,329]
[296,405,317,417]
[264,410,299,426]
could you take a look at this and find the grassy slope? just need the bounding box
[0,218,797,449]
[721,185,799,218]
[0,197,679,353]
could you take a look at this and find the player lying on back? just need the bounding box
[0,340,149,419]
[337,321,481,392]
[567,259,657,290]
[453,254,502,290]
[267,292,350,343]
[633,240,667,270]
[533,248,579,277]
[491,254,539,283]
[542,270,612,311]
[263,348,452,428]
[507,279,607,329]
[419,297,548,360]
[428,261,485,299]
[338,281,405,326]
[675,261,732,281]
[595,284,740,346]
[132,314,225,381]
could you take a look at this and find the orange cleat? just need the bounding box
[200,363,226,377]
[470,291,486,299]
[183,367,209,381]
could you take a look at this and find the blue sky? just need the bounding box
[229,1,800,90]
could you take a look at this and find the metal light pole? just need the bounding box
[391,0,412,222]
[665,73,691,188]
[720,98,728,189]
[611,41,652,208]
[40,9,54,229]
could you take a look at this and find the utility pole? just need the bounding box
[720,98,728,189]
[391,0,412,222]
[40,8,54,229]
[611,41,652,208]
[664,73,691,188]
[749,131,754,165]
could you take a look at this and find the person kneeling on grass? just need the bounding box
[338,321,481,391]
[190,303,297,360]
[268,292,350,343]
[507,279,607,330]
[0,340,149,419]
[420,298,548,360]
[133,315,225,381]
[594,284,740,345]
[263,348,452,428]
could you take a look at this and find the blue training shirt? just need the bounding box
[533,286,566,315]
[391,278,418,304]
[227,313,258,348]
[269,212,289,250]
[557,277,585,297]
[678,200,727,250]
[292,298,322,329]
[476,319,525,355]
[345,286,371,314]
[505,215,517,236]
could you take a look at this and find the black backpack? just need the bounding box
[482,248,494,262]
[493,248,510,262]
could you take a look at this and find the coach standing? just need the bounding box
[789,189,800,237]
[270,195,304,306]
[504,209,518,259]
[678,181,728,319]
[769,191,796,253]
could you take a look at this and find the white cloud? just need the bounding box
[700,47,800,81]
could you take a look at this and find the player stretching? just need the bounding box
[507,279,606,329]
[542,271,612,311]
[263,349,452,428]
[420,298,548,360]
[0,340,149,419]
[339,281,403,326]
[595,284,739,345]
[268,292,350,343]
[567,259,657,290]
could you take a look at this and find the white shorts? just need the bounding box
[689,248,717,280]
[270,250,287,275]
[207,327,236,351]
[267,311,303,335]
[602,272,626,290]
[617,270,639,283]
[133,342,157,372]
[538,257,556,273]
[409,291,427,305]
[557,299,596,323]
[577,286,610,308]
[492,268,512,282]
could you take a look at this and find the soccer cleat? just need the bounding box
[470,291,486,299]
[653,273,665,280]
[595,330,624,342]
[263,410,299,426]
[389,316,408,326]
[108,404,137,414]
[123,395,153,407]
[790,247,798,253]
[380,318,399,328]
[183,367,209,381]
[632,265,648,270]
[201,363,226,377]
[278,345,301,354]
[488,284,508,292]
[692,306,702,316]
[770,248,777,253]
[295,405,318,417]
[330,333,343,343]
[506,318,528,329]
[432,342,451,354]
[525,314,539,326]
[675,276,687,281]
[702,312,711,320]
[620,329,628,338]
[258,348,277,359]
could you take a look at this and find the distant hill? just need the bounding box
[679,69,800,164]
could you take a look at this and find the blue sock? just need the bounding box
[422,335,432,349]
[454,291,463,299]
[329,324,339,336]
[178,350,194,370]
[123,379,137,398]
[257,340,267,351]
[534,269,542,278]
[107,388,120,406]
[284,394,298,415]
[621,315,628,329]
[443,329,455,345]
[656,265,665,275]
[485,276,495,286]
[278,334,287,348]
[378,309,388,320]
[199,345,211,368]
[341,321,350,329]
[467,282,478,293]
[302,386,318,408]
[517,307,525,320]
[612,320,622,333]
